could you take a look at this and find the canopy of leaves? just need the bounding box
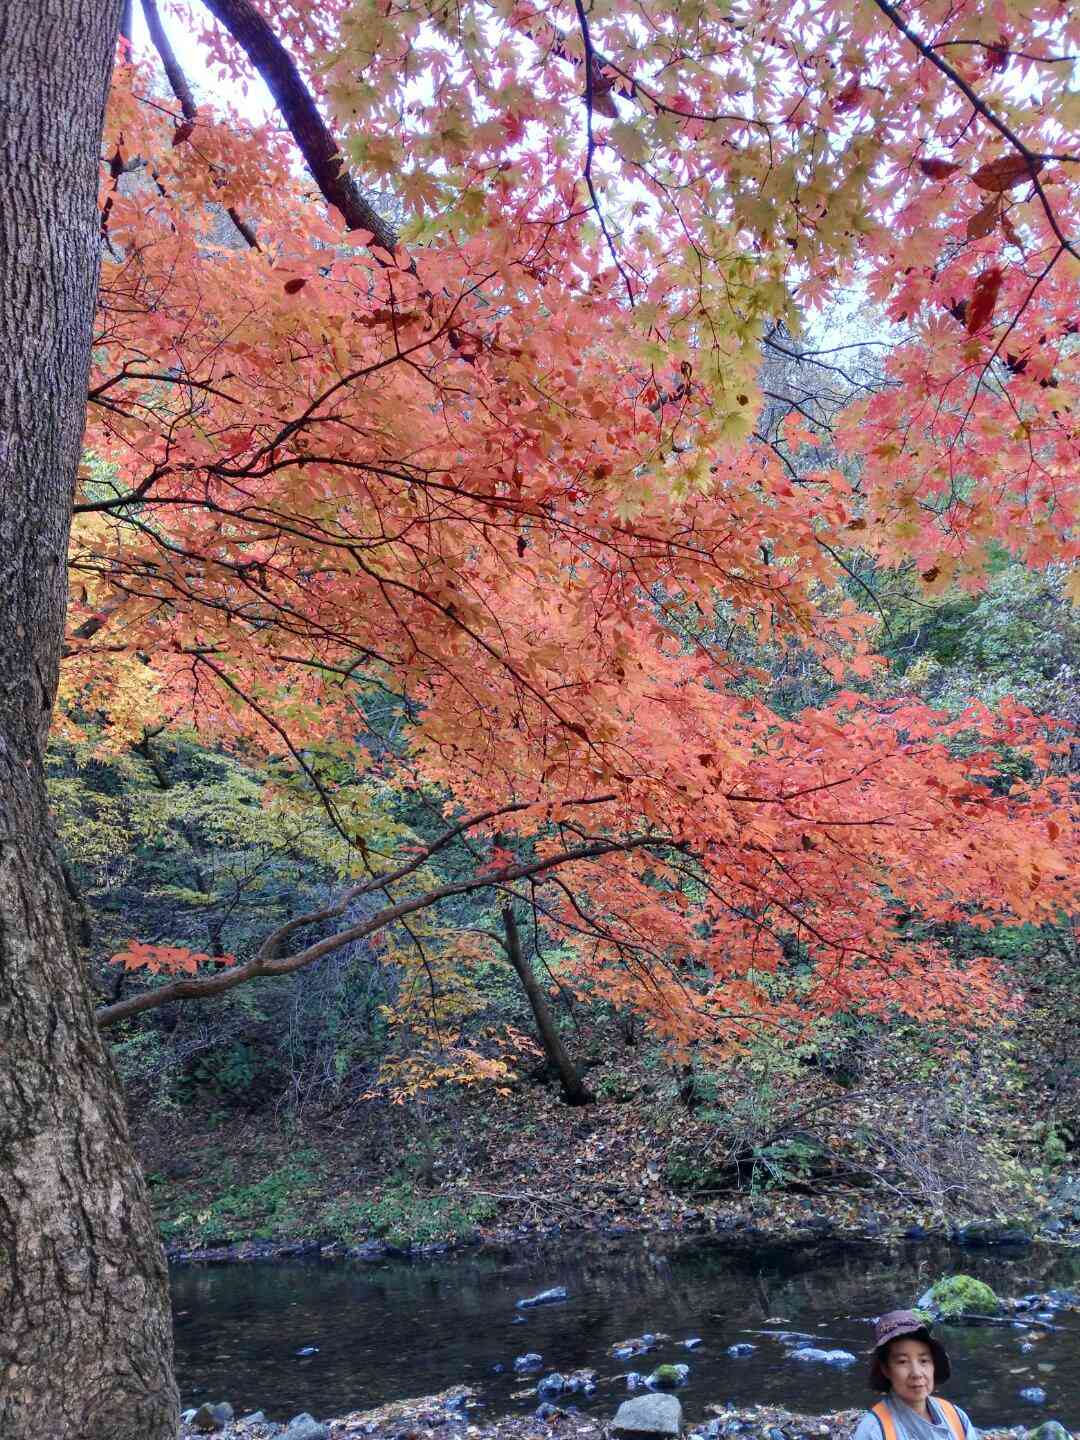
[64,0,1078,1057]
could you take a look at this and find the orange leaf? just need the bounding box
[966,200,999,241]
[971,155,1043,192]
[833,77,863,113]
[918,157,961,181]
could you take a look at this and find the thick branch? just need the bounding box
[141,0,196,119]
[501,904,592,1105]
[199,0,398,252]
[97,828,663,1027]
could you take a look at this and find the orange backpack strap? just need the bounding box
[936,1399,967,1440]
[872,1403,898,1440]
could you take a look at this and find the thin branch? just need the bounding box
[199,0,398,252]
[572,0,637,305]
[96,830,668,1026]
[141,0,260,249]
[868,0,1077,260]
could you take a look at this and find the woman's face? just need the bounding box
[883,1337,936,1409]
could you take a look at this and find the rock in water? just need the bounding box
[648,1364,690,1389]
[192,1402,234,1433]
[283,1416,330,1440]
[514,1352,544,1372]
[517,1287,569,1308]
[1027,1424,1069,1440]
[538,1374,566,1397]
[567,1369,597,1394]
[1019,1389,1048,1406]
[790,1348,832,1363]
[917,1275,1002,1318]
[727,1343,756,1358]
[824,1349,857,1366]
[613,1393,684,1439]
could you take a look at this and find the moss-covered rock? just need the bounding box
[1026,1423,1069,1440]
[917,1275,1001,1318]
[648,1365,690,1390]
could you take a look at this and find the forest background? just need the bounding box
[53,0,1078,1256]
[1,0,1078,1434]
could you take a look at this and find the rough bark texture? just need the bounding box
[0,3,180,1436]
[502,907,593,1106]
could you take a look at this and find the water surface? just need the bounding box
[171,1235,1080,1426]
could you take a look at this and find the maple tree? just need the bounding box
[74,0,1078,1049]
[1,0,1078,1434]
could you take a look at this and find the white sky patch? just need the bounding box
[129,1,274,123]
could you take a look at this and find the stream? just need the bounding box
[171,1235,1080,1427]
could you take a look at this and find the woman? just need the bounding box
[852,1310,978,1440]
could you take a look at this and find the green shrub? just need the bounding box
[324,1183,497,1248]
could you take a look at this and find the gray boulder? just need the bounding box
[1019,1391,1048,1407]
[1027,1425,1069,1440]
[790,1348,832,1363]
[727,1343,756,1358]
[514,1352,544,1372]
[238,1415,267,1428]
[538,1373,566,1397]
[613,1393,684,1439]
[284,1415,330,1440]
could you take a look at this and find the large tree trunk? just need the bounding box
[502,907,593,1106]
[0,3,179,1436]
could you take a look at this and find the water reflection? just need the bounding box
[171,1236,1080,1426]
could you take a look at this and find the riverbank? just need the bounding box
[161,1210,1068,1268]
[176,1390,1068,1440]
[136,1041,1080,1261]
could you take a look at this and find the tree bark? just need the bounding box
[0,3,179,1436]
[501,907,593,1106]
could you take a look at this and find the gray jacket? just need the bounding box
[852,1394,978,1440]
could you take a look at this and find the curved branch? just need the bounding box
[95,829,668,1027]
[868,0,1077,260]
